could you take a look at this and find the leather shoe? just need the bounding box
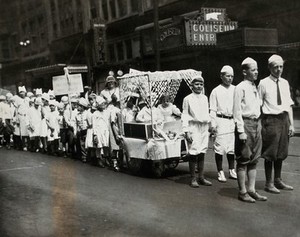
[274,180,294,190]
[190,178,200,188]
[198,178,212,186]
[248,191,267,201]
[229,169,237,180]
[238,192,255,203]
[217,170,227,183]
[264,185,280,194]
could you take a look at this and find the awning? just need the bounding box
[135,10,199,31]
[217,27,278,53]
[25,64,88,76]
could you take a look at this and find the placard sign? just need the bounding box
[52,73,83,95]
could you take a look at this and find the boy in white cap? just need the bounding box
[209,65,237,182]
[92,96,110,167]
[233,57,267,203]
[15,86,29,151]
[258,54,295,194]
[40,93,50,153]
[182,75,212,187]
[0,93,15,149]
[75,97,89,162]
[46,100,60,155]
[27,97,42,152]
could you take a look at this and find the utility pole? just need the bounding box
[153,0,160,70]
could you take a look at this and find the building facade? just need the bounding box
[0,0,299,96]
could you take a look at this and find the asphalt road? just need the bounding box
[0,137,300,237]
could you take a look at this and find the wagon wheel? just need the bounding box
[126,155,142,174]
[152,161,165,178]
[165,159,179,170]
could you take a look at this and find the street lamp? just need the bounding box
[19,39,31,47]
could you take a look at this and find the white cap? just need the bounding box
[57,102,64,109]
[49,99,57,106]
[61,96,68,104]
[78,97,89,108]
[268,54,283,65]
[35,88,42,95]
[191,75,204,83]
[18,86,26,93]
[48,89,55,98]
[6,93,13,100]
[27,92,34,98]
[220,65,234,74]
[34,97,43,105]
[41,93,50,101]
[241,57,257,66]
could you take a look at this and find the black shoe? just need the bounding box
[274,180,294,190]
[190,178,200,188]
[198,178,212,186]
[264,185,280,194]
[238,192,255,203]
[248,191,267,201]
[97,158,105,168]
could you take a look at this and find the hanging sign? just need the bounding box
[185,8,238,46]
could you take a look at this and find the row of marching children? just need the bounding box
[0,76,124,171]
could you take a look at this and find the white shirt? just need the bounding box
[100,87,120,104]
[258,75,294,115]
[182,92,210,132]
[233,80,261,133]
[209,84,235,127]
[157,103,181,122]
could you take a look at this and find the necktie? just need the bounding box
[276,79,282,105]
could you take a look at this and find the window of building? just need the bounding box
[108,44,116,62]
[90,0,98,19]
[132,37,140,58]
[102,1,108,20]
[117,41,124,61]
[109,0,117,19]
[117,0,127,17]
[53,23,58,38]
[125,39,132,59]
[131,0,138,12]
[143,0,153,10]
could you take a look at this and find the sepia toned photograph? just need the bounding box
[0,0,299,236]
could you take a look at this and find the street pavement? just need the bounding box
[0,137,300,237]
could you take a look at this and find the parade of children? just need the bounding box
[0,60,296,203]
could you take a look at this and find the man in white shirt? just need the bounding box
[182,75,212,188]
[258,54,294,194]
[233,57,267,203]
[210,65,237,182]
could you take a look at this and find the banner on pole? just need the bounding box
[52,74,83,95]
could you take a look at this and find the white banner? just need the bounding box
[52,74,83,95]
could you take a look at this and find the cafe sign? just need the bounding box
[185,8,238,46]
